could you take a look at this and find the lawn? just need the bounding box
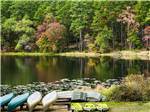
[106,102,150,112]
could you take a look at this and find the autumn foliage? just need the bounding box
[45,22,65,41]
[36,16,66,52]
[36,17,65,41]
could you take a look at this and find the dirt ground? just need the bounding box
[1,105,69,112]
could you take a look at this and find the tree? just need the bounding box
[135,1,150,25]
[92,1,135,50]
[117,6,141,49]
[70,1,94,51]
[1,18,17,51]
[36,16,66,52]
[95,26,112,53]
[9,1,40,20]
[14,17,35,51]
[1,1,149,52]
[1,16,35,51]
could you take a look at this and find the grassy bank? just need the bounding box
[1,50,149,60]
[101,50,150,60]
[71,102,150,112]
[0,52,100,57]
[106,102,150,112]
[79,102,150,112]
[0,52,56,56]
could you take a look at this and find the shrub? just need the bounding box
[101,75,150,101]
[110,85,143,101]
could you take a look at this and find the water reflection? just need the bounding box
[1,56,150,85]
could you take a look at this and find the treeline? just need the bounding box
[1,0,150,53]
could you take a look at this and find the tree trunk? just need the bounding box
[121,23,123,49]
[127,24,132,50]
[125,24,127,49]
[112,22,115,50]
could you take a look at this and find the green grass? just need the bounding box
[106,102,150,112]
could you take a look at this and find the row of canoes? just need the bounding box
[0,91,57,112]
[0,91,104,112]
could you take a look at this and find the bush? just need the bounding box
[101,75,150,101]
[110,85,143,101]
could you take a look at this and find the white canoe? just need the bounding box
[27,91,42,112]
[42,91,57,111]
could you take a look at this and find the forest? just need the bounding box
[1,0,150,53]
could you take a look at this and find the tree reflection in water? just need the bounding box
[1,56,150,85]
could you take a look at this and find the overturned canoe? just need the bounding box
[8,93,29,112]
[83,103,96,111]
[71,103,83,111]
[86,91,102,101]
[57,91,73,99]
[0,93,14,106]
[27,91,42,112]
[71,91,87,102]
[42,91,57,111]
[96,103,109,111]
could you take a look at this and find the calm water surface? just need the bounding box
[1,56,150,85]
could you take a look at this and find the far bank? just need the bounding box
[1,50,150,60]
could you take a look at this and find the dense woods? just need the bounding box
[1,1,150,53]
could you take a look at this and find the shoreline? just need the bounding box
[1,50,150,60]
[1,78,122,95]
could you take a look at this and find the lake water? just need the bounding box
[1,56,150,85]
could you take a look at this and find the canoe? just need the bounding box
[86,91,102,101]
[99,103,109,111]
[71,91,87,101]
[27,91,42,112]
[0,93,14,106]
[95,103,109,111]
[83,103,96,111]
[42,91,57,111]
[8,93,29,112]
[57,91,73,99]
[71,103,83,111]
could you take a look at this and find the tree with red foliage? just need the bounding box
[117,6,141,49]
[36,15,66,52]
[45,22,65,41]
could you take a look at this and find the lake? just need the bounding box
[1,56,150,85]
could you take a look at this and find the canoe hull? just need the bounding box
[27,91,42,112]
[0,93,14,106]
[8,93,29,112]
[42,91,57,111]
